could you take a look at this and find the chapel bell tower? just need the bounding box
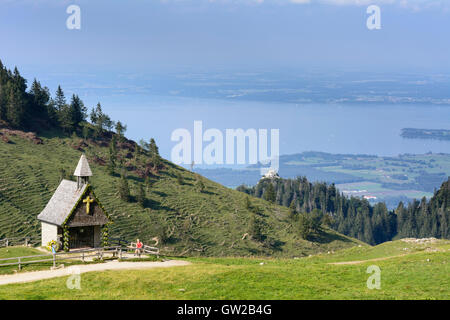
[73,154,93,189]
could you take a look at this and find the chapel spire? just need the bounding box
[74,154,92,189]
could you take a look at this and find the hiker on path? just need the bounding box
[135,239,143,257]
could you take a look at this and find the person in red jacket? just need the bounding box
[135,239,143,257]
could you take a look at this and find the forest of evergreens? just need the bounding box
[0,59,125,139]
[0,60,84,132]
[237,176,450,245]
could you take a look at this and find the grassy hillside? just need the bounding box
[0,130,360,257]
[1,239,448,299]
[0,246,42,260]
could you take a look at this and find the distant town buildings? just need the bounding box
[261,169,280,180]
[341,189,377,200]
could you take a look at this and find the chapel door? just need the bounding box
[69,226,95,249]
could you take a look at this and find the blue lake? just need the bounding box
[88,94,450,162]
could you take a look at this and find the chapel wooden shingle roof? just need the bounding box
[37,180,88,226]
[73,154,92,177]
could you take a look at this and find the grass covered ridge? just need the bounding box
[0,131,360,257]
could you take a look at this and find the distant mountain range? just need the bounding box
[26,69,450,106]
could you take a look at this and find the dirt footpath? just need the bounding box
[0,260,191,286]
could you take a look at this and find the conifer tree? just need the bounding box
[6,85,26,128]
[115,121,127,141]
[90,103,113,135]
[264,183,276,203]
[55,86,66,111]
[248,212,263,241]
[145,176,154,193]
[196,177,205,193]
[82,125,90,140]
[245,196,252,210]
[107,145,116,176]
[30,79,50,116]
[176,172,184,185]
[298,213,312,239]
[118,171,130,202]
[149,138,159,157]
[108,135,117,175]
[137,184,146,208]
[288,199,297,220]
[70,94,86,128]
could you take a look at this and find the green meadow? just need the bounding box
[0,240,448,300]
[0,247,105,275]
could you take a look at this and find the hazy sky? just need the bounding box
[1,0,449,73]
[1,0,450,159]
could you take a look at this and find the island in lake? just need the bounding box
[401,128,450,141]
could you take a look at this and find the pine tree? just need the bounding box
[176,172,184,185]
[58,105,75,133]
[82,125,90,140]
[55,86,66,111]
[298,213,312,240]
[137,184,146,208]
[149,138,159,157]
[107,146,116,176]
[46,98,59,127]
[30,79,50,117]
[6,85,26,128]
[90,103,113,135]
[91,103,103,135]
[12,67,27,93]
[310,209,323,233]
[288,199,297,220]
[264,183,276,203]
[115,121,127,141]
[321,213,333,227]
[396,202,407,237]
[245,196,252,210]
[145,176,154,193]
[248,212,263,241]
[196,177,205,193]
[363,216,375,245]
[118,171,130,202]
[55,87,80,133]
[152,155,162,171]
[139,138,149,151]
[70,94,86,128]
